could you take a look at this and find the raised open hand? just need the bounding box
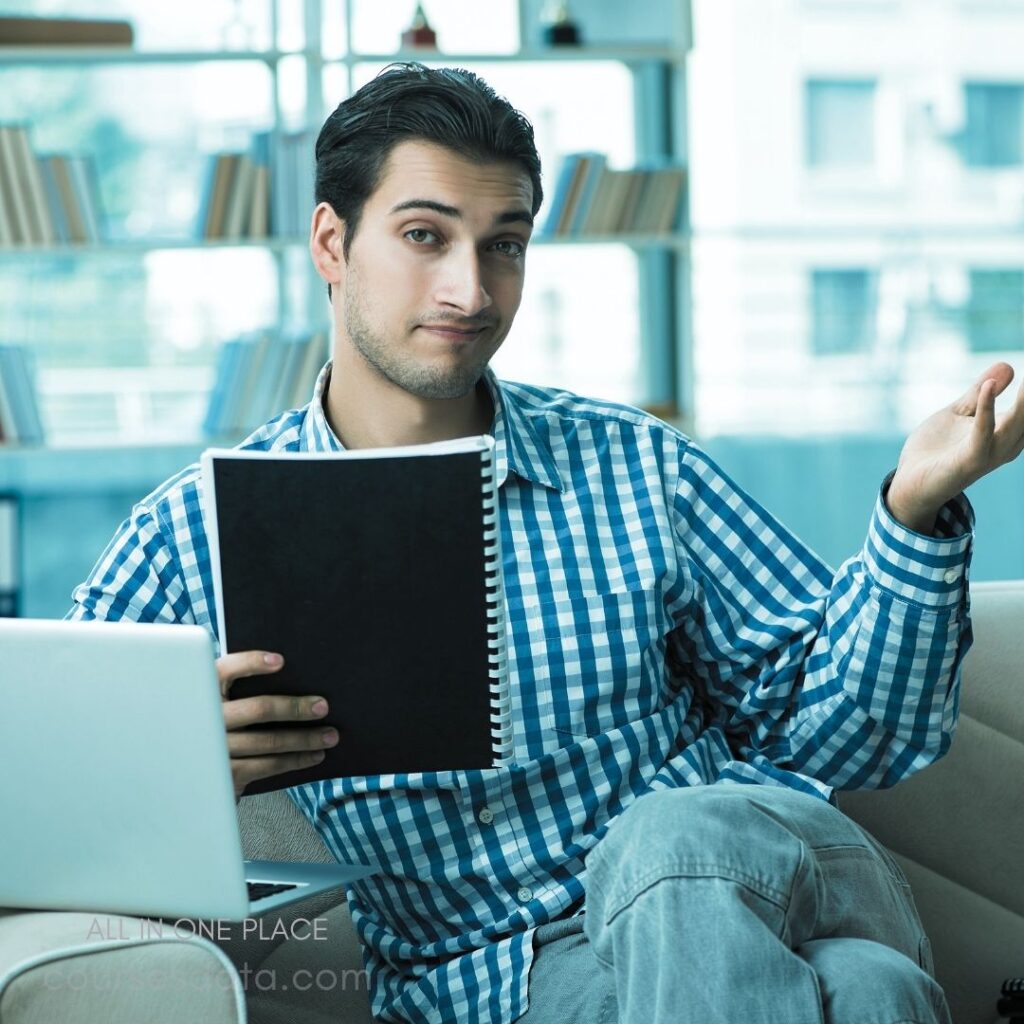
[887,362,1024,534]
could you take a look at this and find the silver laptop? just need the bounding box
[0,617,376,921]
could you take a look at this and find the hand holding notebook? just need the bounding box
[216,647,339,798]
[200,434,513,793]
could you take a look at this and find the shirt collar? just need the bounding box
[299,362,564,493]
[483,370,564,493]
[299,362,344,453]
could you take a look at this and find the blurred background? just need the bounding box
[1,0,1023,616]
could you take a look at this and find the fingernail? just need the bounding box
[312,751,326,762]
[311,699,328,716]
[263,652,283,667]
[322,728,339,747]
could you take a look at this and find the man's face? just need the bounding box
[336,139,534,400]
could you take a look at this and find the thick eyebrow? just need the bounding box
[389,199,534,229]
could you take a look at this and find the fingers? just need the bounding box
[216,648,339,798]
[216,649,284,699]
[994,377,1024,462]
[223,691,330,731]
[232,749,329,797]
[228,723,339,759]
[973,377,997,441]
[955,361,1014,413]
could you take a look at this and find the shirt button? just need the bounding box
[516,886,533,904]
[943,569,958,585]
[478,807,494,825]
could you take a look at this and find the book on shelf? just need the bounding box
[199,433,512,790]
[271,130,316,239]
[0,345,45,446]
[0,494,18,618]
[10,125,54,245]
[0,16,133,47]
[200,153,240,240]
[222,156,256,240]
[542,151,687,239]
[197,133,273,241]
[247,131,271,239]
[42,154,90,244]
[64,154,103,243]
[565,153,608,235]
[0,126,32,245]
[0,123,103,248]
[203,330,328,439]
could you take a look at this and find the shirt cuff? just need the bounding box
[862,473,974,608]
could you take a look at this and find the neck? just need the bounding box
[323,345,493,450]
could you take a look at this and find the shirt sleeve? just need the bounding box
[66,501,193,624]
[668,440,973,791]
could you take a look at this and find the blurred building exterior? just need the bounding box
[689,0,1024,436]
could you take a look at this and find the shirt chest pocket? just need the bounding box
[528,588,668,740]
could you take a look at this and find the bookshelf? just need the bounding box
[0,0,693,434]
[0,0,692,614]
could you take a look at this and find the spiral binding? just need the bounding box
[481,443,514,767]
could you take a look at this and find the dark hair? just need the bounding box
[314,62,543,272]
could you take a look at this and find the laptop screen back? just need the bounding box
[0,618,251,920]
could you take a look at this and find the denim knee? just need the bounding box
[585,785,813,925]
[799,938,951,1024]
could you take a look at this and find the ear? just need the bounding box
[309,202,346,288]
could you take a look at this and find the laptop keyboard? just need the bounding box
[247,881,300,902]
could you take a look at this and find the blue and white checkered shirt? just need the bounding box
[69,363,974,1024]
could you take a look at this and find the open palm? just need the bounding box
[888,362,1024,533]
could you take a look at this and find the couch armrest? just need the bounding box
[840,579,1024,1024]
[0,910,245,1024]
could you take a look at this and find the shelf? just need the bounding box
[0,44,684,68]
[0,238,309,255]
[534,233,690,249]
[0,442,207,496]
[0,47,306,66]
[345,46,686,65]
[0,234,690,256]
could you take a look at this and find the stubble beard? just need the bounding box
[344,277,495,401]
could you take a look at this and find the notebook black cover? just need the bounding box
[203,443,504,792]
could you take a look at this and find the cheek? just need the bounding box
[361,260,424,320]
[493,270,525,313]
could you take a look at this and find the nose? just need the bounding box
[434,246,493,317]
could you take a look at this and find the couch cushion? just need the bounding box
[247,905,374,1024]
[0,910,245,1024]
[892,855,1024,1024]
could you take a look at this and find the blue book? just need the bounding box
[540,153,583,237]
[0,346,43,445]
[203,338,245,438]
[194,153,220,241]
[567,153,608,236]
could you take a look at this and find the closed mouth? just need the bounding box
[418,325,487,337]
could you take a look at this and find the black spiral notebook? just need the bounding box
[200,436,513,793]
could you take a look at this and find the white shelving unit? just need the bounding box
[0,0,693,430]
[0,0,693,617]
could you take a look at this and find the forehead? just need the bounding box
[368,139,533,214]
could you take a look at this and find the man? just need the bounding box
[70,63,1024,1023]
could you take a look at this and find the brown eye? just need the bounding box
[493,240,525,258]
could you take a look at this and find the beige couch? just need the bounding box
[2,580,1022,1023]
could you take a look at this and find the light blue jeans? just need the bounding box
[521,783,950,1024]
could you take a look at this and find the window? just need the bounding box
[810,269,876,355]
[960,83,1024,167]
[805,80,876,168]
[965,269,1024,351]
